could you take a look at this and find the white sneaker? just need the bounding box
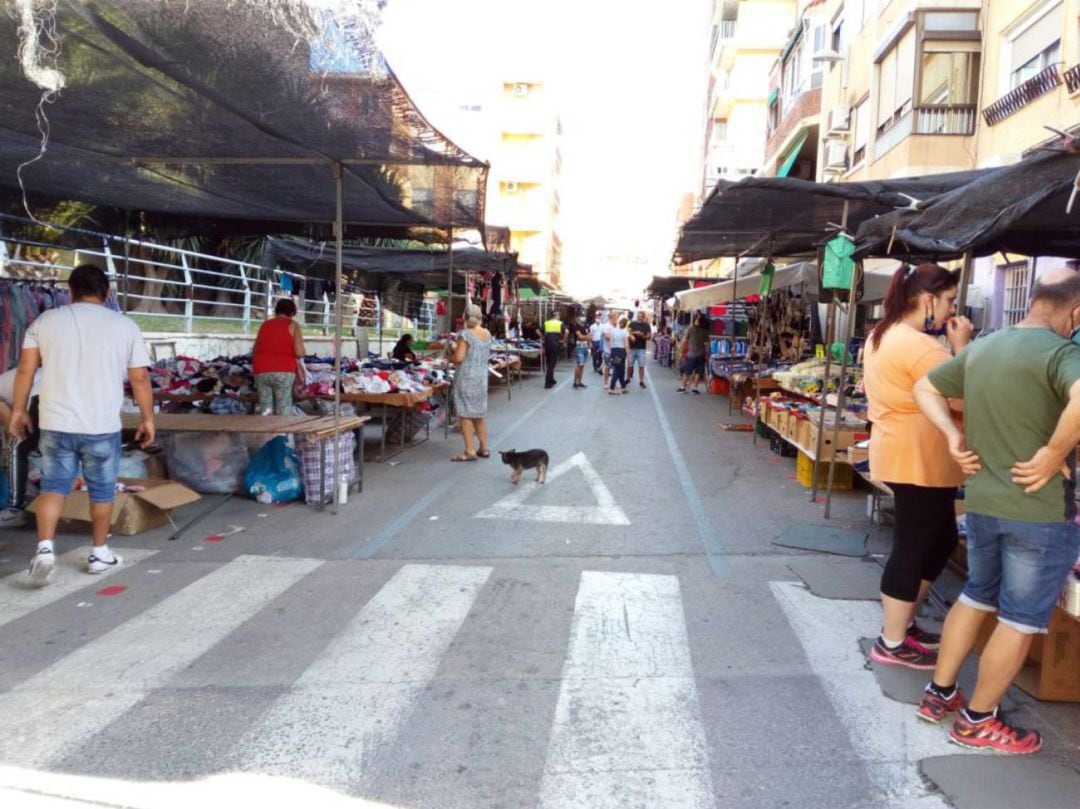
[1,507,27,528]
[28,547,55,587]
[86,552,123,574]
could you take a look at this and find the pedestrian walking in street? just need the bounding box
[601,311,617,388]
[543,310,567,389]
[0,367,42,528]
[572,317,590,389]
[627,311,652,389]
[912,267,1080,755]
[449,304,492,461]
[252,298,307,415]
[7,264,154,586]
[608,316,631,395]
[589,312,604,373]
[863,263,972,671]
[677,314,709,394]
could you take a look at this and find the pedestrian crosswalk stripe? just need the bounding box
[770,581,958,806]
[0,555,322,769]
[538,571,717,809]
[238,563,493,786]
[474,452,630,526]
[0,548,158,629]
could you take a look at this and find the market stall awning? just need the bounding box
[645,275,693,299]
[674,263,817,310]
[672,261,896,310]
[674,171,977,264]
[261,238,523,291]
[0,1,488,237]
[855,150,1080,260]
[776,130,810,178]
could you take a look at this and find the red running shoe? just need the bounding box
[949,713,1042,755]
[906,621,941,649]
[916,687,964,723]
[869,636,937,670]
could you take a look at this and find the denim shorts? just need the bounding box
[960,513,1080,633]
[628,348,647,369]
[682,355,705,376]
[574,344,590,366]
[39,430,122,504]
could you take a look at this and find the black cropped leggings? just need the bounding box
[881,482,959,602]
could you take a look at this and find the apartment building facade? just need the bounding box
[810,0,1079,329]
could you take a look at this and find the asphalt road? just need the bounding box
[0,358,1077,809]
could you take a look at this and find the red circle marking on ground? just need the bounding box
[97,585,127,596]
[204,534,226,542]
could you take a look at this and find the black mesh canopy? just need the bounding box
[645,275,692,299]
[0,0,487,234]
[675,171,977,263]
[262,237,524,291]
[855,151,1080,260]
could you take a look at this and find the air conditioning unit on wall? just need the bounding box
[512,83,529,97]
[822,139,848,172]
[505,181,520,193]
[827,105,852,135]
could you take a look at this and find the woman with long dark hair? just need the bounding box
[863,263,973,669]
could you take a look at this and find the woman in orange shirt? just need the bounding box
[863,264,972,670]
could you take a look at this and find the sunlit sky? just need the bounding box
[377,0,711,298]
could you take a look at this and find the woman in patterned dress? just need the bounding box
[449,304,492,461]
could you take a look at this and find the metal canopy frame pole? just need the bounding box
[957,249,974,313]
[823,257,861,519]
[810,199,850,504]
[331,161,344,513]
[728,258,740,415]
[446,228,454,439]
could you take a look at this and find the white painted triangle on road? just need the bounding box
[474,452,630,526]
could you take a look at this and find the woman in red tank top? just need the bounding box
[253,298,306,415]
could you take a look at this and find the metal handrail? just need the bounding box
[983,64,1062,126]
[912,104,977,135]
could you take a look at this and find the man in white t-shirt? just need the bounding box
[8,265,155,586]
[588,312,604,374]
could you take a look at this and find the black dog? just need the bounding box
[499,448,549,484]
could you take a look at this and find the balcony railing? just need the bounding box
[912,104,977,135]
[983,64,1062,126]
[718,20,737,39]
[1065,62,1080,94]
[875,110,913,157]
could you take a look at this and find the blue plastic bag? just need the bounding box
[242,436,303,503]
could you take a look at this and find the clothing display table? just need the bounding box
[334,386,439,462]
[120,412,370,531]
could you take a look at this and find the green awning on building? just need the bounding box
[766,88,779,106]
[518,288,539,300]
[777,129,810,178]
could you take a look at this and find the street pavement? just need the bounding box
[0,358,1077,809]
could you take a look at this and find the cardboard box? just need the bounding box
[30,478,200,536]
[808,422,869,458]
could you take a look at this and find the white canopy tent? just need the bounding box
[672,262,895,311]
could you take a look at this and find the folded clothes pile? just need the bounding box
[148,353,451,399]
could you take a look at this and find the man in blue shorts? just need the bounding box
[677,314,708,394]
[627,311,652,389]
[913,268,1080,754]
[8,265,155,586]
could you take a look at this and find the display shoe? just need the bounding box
[907,621,942,649]
[916,685,965,723]
[28,547,55,587]
[949,712,1042,755]
[868,636,937,670]
[87,552,123,574]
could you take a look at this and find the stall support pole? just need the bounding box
[810,300,835,503]
[957,250,974,314]
[446,228,454,440]
[331,161,344,513]
[728,259,740,416]
[823,258,862,520]
[122,211,131,313]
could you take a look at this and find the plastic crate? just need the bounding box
[796,451,853,490]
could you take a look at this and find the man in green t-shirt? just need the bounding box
[912,267,1080,755]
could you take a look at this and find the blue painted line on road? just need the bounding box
[645,370,730,578]
[347,376,573,558]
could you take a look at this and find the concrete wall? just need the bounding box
[142,333,364,362]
